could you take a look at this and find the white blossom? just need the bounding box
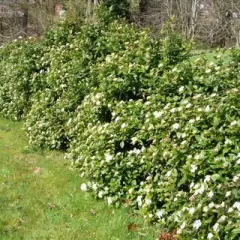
[207,233,214,239]
[208,191,214,199]
[181,140,187,145]
[164,103,170,110]
[195,185,205,195]
[92,183,97,191]
[136,196,142,202]
[153,111,163,118]
[205,105,211,112]
[80,183,87,191]
[133,148,141,155]
[219,215,226,222]
[204,175,211,183]
[115,116,120,122]
[128,188,133,194]
[230,120,238,126]
[178,106,183,112]
[95,93,103,99]
[156,209,165,218]
[225,191,231,197]
[203,206,209,212]
[98,191,104,198]
[80,172,85,178]
[233,201,240,211]
[193,219,202,230]
[213,223,219,232]
[182,133,187,138]
[186,103,192,109]
[163,151,171,158]
[179,86,185,92]
[190,164,198,173]
[177,222,186,234]
[131,137,138,145]
[233,175,239,182]
[105,153,113,162]
[189,207,195,215]
[209,202,215,208]
[180,222,186,229]
[190,182,194,189]
[176,229,182,234]
[107,197,113,205]
[195,154,201,160]
[189,119,195,124]
[145,199,152,205]
[172,123,180,130]
[166,170,172,177]
[228,207,233,213]
[225,138,233,145]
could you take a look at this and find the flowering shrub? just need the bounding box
[0,39,42,119]
[67,54,240,239]
[0,20,80,120]
[25,19,189,149]
[0,12,239,239]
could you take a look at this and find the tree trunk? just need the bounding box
[139,0,149,13]
[22,0,29,36]
[87,0,98,17]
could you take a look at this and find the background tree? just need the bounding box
[137,0,240,47]
[1,0,240,47]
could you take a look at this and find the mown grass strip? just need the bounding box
[0,118,157,240]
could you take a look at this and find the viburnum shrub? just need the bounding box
[25,41,90,149]
[160,19,191,66]
[24,20,94,149]
[0,9,239,239]
[67,53,240,239]
[0,39,42,119]
[92,29,162,101]
[102,0,130,18]
[0,20,80,120]
[26,18,189,149]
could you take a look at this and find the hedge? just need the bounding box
[0,12,239,240]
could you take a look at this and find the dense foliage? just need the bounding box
[0,40,41,119]
[0,12,239,240]
[0,20,80,120]
[102,0,130,18]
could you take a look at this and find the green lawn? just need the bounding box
[190,48,233,64]
[0,118,157,240]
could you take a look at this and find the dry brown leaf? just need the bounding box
[33,167,42,175]
[159,229,177,240]
[90,209,97,215]
[127,223,138,231]
[48,203,57,209]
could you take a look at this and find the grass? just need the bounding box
[190,48,233,64]
[0,118,158,240]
